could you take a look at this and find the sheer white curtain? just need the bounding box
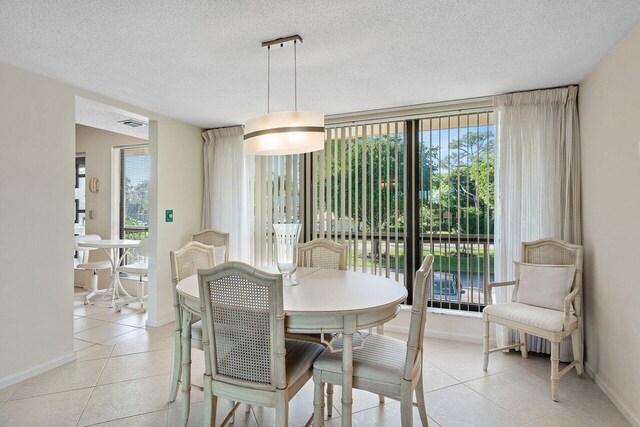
[202,126,253,262]
[494,86,581,361]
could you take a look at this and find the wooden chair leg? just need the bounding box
[181,312,192,425]
[203,374,216,427]
[313,373,324,427]
[572,322,584,377]
[378,394,385,404]
[415,366,429,426]
[482,319,490,371]
[400,380,414,427]
[275,392,288,427]
[519,331,528,358]
[168,327,182,402]
[550,341,560,402]
[326,383,333,417]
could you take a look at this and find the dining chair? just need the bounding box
[312,254,434,427]
[197,262,325,427]
[74,234,112,305]
[482,238,584,401]
[168,241,215,409]
[192,229,230,265]
[117,238,148,312]
[297,238,348,270]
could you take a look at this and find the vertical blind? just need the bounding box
[308,122,406,284]
[253,155,303,265]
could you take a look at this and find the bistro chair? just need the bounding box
[117,238,149,312]
[482,238,584,401]
[312,254,434,426]
[74,234,112,305]
[197,262,324,427]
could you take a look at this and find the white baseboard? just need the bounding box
[145,310,174,328]
[384,324,497,347]
[585,362,640,427]
[0,352,76,390]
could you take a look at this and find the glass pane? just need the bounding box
[120,146,150,265]
[419,112,495,310]
[123,147,150,229]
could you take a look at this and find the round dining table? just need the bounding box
[176,266,408,427]
[78,239,140,308]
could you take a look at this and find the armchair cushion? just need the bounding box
[483,302,577,332]
[514,262,576,311]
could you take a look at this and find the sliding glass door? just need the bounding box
[118,145,149,263]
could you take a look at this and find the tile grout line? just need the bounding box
[74,342,117,427]
[83,408,169,427]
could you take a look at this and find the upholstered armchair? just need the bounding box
[482,238,584,401]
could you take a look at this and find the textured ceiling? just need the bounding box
[75,97,148,140]
[1,1,639,128]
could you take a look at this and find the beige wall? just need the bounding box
[579,24,640,425]
[0,62,76,384]
[0,60,203,387]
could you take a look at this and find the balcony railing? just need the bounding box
[122,226,149,265]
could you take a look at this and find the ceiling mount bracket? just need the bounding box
[261,34,302,48]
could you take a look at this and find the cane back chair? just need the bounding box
[197,262,324,427]
[168,241,215,425]
[482,238,584,401]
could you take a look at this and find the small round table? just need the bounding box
[176,266,408,427]
[78,239,140,308]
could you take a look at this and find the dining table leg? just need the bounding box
[341,315,356,427]
[181,311,192,426]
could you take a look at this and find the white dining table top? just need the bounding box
[177,266,408,314]
[77,239,140,249]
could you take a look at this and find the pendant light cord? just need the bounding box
[267,46,271,114]
[294,40,297,111]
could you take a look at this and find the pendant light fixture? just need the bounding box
[244,35,325,156]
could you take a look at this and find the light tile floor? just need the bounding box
[0,291,630,426]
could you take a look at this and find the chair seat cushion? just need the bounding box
[119,262,149,275]
[76,260,111,270]
[314,334,415,386]
[483,302,577,332]
[285,339,325,385]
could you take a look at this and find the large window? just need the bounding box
[254,106,494,310]
[119,145,149,262]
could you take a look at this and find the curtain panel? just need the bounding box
[493,86,581,361]
[202,126,253,262]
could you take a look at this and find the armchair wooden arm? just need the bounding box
[563,287,581,329]
[485,280,516,305]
